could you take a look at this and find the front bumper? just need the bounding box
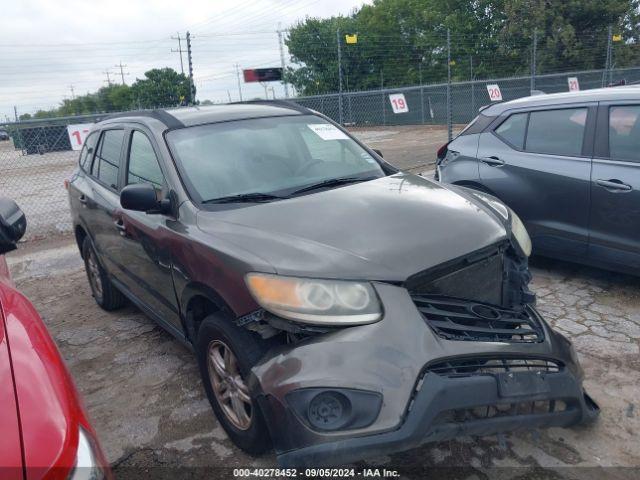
[251,283,599,467]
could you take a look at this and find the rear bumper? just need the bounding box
[275,369,598,467]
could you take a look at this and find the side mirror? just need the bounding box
[121,183,159,213]
[0,198,27,255]
[372,149,383,158]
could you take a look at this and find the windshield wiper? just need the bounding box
[202,192,287,204]
[289,176,377,196]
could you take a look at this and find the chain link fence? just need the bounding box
[1,65,639,241]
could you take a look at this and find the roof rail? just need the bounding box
[228,99,311,114]
[100,109,184,129]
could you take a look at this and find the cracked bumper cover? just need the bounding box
[250,283,599,467]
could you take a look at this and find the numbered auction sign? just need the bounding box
[388,93,409,113]
[66,124,94,151]
[486,84,503,102]
[568,77,580,92]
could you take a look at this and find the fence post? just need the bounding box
[470,55,475,117]
[381,70,386,125]
[419,62,425,124]
[336,28,344,125]
[446,28,452,141]
[603,26,612,87]
[531,29,537,93]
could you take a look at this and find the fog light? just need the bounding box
[286,387,383,432]
[308,391,351,430]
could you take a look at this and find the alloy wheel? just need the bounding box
[86,249,103,302]
[207,340,252,430]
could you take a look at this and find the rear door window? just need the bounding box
[609,105,640,162]
[525,108,587,156]
[92,129,124,190]
[495,113,528,149]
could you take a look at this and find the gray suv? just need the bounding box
[437,86,640,275]
[68,102,597,467]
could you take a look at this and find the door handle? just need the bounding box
[78,194,87,204]
[480,156,505,167]
[596,179,632,192]
[113,219,126,235]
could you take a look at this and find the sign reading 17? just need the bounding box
[66,123,94,151]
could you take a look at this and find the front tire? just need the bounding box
[82,237,126,311]
[196,314,272,454]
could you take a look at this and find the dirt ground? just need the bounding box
[6,240,640,479]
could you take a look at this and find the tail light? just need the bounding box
[436,142,449,160]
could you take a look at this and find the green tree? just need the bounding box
[285,0,640,94]
[130,68,192,109]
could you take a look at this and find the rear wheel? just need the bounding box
[82,237,126,311]
[196,313,272,454]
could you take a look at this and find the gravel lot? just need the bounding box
[4,125,640,478]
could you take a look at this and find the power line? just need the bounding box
[114,62,130,85]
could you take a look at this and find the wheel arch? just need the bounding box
[181,283,237,344]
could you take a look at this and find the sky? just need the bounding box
[0,0,370,121]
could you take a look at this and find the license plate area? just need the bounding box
[497,371,550,398]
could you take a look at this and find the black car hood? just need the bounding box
[196,173,507,281]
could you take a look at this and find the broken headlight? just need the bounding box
[470,191,531,257]
[245,273,383,326]
[509,208,532,257]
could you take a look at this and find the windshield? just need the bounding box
[165,115,385,203]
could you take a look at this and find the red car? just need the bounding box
[0,198,109,480]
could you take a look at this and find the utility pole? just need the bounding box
[114,62,129,85]
[171,33,186,75]
[277,24,289,98]
[69,85,75,100]
[103,69,113,86]
[235,63,243,102]
[13,106,18,122]
[227,90,232,102]
[336,28,344,125]
[186,31,195,104]
[531,29,537,93]
[446,28,452,142]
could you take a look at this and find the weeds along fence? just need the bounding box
[1,65,639,241]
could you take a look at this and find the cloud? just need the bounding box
[0,0,369,120]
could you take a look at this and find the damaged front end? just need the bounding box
[244,234,598,467]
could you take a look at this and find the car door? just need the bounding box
[85,128,126,274]
[111,128,182,334]
[588,102,640,271]
[477,104,596,258]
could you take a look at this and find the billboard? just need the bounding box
[243,68,283,83]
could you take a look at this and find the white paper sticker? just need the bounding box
[388,93,409,113]
[307,123,349,140]
[568,77,580,92]
[486,84,503,102]
[66,123,94,151]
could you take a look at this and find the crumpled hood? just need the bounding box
[196,173,507,281]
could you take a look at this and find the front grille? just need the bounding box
[426,357,563,377]
[406,250,504,306]
[413,296,544,343]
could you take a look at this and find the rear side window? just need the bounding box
[609,106,640,161]
[127,131,165,188]
[459,113,495,136]
[495,113,527,149]
[79,131,99,170]
[92,129,124,190]
[525,108,587,156]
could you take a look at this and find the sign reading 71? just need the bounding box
[66,123,94,151]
